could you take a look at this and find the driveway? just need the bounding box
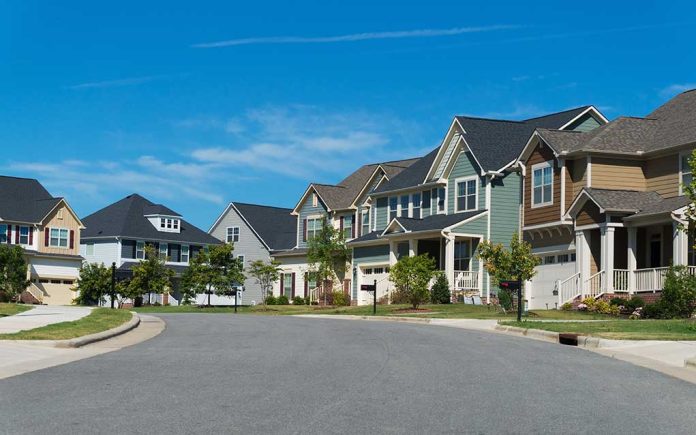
[0,305,92,334]
[0,314,694,434]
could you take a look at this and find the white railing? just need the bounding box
[613,269,630,292]
[557,272,580,306]
[454,270,478,290]
[585,270,604,298]
[26,286,44,303]
[634,267,669,292]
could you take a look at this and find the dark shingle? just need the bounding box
[583,188,663,212]
[373,147,440,193]
[232,202,296,250]
[395,211,486,232]
[0,175,63,223]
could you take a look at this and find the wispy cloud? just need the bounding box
[67,74,185,90]
[659,83,696,98]
[191,25,520,48]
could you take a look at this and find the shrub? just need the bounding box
[609,297,626,306]
[331,291,350,306]
[390,288,410,305]
[430,273,451,304]
[641,303,665,319]
[292,296,305,305]
[591,299,620,315]
[265,295,277,305]
[304,296,310,306]
[560,302,573,311]
[276,295,289,305]
[624,296,645,312]
[498,290,513,311]
[658,265,696,318]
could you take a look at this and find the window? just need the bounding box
[312,193,318,207]
[62,280,73,285]
[342,215,353,239]
[412,193,421,218]
[455,177,477,212]
[0,224,6,243]
[159,243,168,260]
[237,255,245,266]
[307,217,322,241]
[557,254,569,263]
[571,253,577,262]
[388,197,398,221]
[166,219,172,229]
[226,226,240,243]
[19,226,29,245]
[181,245,189,263]
[283,273,293,295]
[86,243,94,256]
[361,210,370,236]
[454,241,471,270]
[49,228,68,248]
[422,190,431,211]
[532,162,553,206]
[399,195,409,218]
[437,187,446,213]
[681,152,693,195]
[160,218,166,229]
[136,241,145,259]
[544,255,556,265]
[373,267,384,274]
[364,268,373,275]
[173,220,179,230]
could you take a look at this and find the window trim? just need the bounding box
[181,245,190,263]
[306,215,323,242]
[136,240,145,259]
[531,161,554,208]
[361,209,370,236]
[453,240,472,271]
[454,176,478,213]
[342,215,353,239]
[49,228,69,248]
[159,242,168,260]
[18,226,30,245]
[226,226,240,243]
[411,192,421,219]
[388,196,398,221]
[679,150,693,196]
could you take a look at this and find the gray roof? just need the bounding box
[270,247,309,257]
[373,147,440,194]
[0,175,63,223]
[580,188,690,218]
[81,193,220,245]
[232,202,296,250]
[627,195,691,219]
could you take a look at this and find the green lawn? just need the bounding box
[0,308,132,340]
[0,303,33,317]
[500,319,696,340]
[133,303,613,320]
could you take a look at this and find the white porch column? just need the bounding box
[627,227,637,294]
[602,226,615,293]
[673,221,688,266]
[576,230,591,297]
[444,234,455,289]
[389,241,398,266]
[408,239,416,257]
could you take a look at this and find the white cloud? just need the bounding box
[191,25,520,48]
[660,83,696,98]
[68,76,159,90]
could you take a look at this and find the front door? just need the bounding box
[649,238,661,268]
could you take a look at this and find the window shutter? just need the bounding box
[279,273,284,296]
[15,225,19,244]
[291,273,296,298]
[303,219,307,242]
[352,214,356,238]
[339,216,344,233]
[69,230,75,249]
[29,228,33,245]
[44,228,49,247]
[304,272,308,298]
[6,226,11,244]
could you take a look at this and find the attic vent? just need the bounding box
[433,132,460,179]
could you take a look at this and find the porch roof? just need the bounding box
[582,188,663,213]
[624,195,690,219]
[393,211,486,232]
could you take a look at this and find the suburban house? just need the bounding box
[0,175,85,305]
[347,106,606,305]
[272,158,418,302]
[208,202,296,304]
[516,89,696,309]
[80,193,221,304]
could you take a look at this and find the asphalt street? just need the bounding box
[1,314,695,434]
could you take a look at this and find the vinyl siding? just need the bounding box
[80,239,119,267]
[524,143,561,226]
[39,202,82,256]
[569,157,587,199]
[592,157,646,191]
[297,194,329,248]
[356,171,384,237]
[566,114,602,132]
[645,154,680,198]
[576,201,604,226]
[447,151,485,215]
[490,172,521,246]
[564,161,574,211]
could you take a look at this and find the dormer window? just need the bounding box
[160,218,166,229]
[153,216,180,233]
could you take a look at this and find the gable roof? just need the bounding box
[567,187,689,221]
[373,147,440,194]
[0,175,69,224]
[81,193,220,245]
[229,202,296,250]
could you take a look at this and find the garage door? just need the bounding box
[359,265,392,305]
[529,253,576,310]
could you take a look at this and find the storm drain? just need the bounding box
[559,333,579,346]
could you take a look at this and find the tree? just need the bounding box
[74,262,111,306]
[247,259,282,311]
[306,219,351,305]
[389,254,436,309]
[681,149,696,230]
[181,244,244,306]
[430,272,451,304]
[129,245,175,305]
[0,245,30,302]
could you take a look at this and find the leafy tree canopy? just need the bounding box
[389,254,436,309]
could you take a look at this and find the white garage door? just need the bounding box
[529,253,576,310]
[359,265,392,305]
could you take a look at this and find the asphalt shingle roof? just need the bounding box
[81,193,220,245]
[231,202,296,250]
[583,188,663,212]
[373,147,440,193]
[0,176,62,223]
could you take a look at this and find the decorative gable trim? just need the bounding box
[379,218,409,237]
[558,106,608,130]
[40,198,85,229]
[349,166,387,208]
[425,118,485,183]
[291,184,331,215]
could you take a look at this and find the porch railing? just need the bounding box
[454,270,478,290]
[634,267,669,292]
[613,269,630,292]
[585,271,604,298]
[557,272,580,306]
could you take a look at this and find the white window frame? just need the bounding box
[226,226,240,243]
[49,228,69,248]
[160,218,166,229]
[399,195,409,218]
[306,216,322,241]
[181,245,190,263]
[454,176,478,213]
[679,150,693,196]
[411,192,421,218]
[18,226,29,245]
[531,161,554,208]
[361,209,370,235]
[136,241,145,259]
[0,224,6,244]
[173,219,179,230]
[436,186,446,215]
[237,254,245,266]
[86,243,95,256]
[388,196,398,221]
[342,215,353,239]
[453,240,472,271]
[159,242,168,260]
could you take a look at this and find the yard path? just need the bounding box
[0,305,92,334]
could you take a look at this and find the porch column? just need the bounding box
[408,239,416,257]
[601,226,615,293]
[444,234,455,289]
[627,227,637,294]
[388,241,398,266]
[672,221,688,266]
[575,230,590,297]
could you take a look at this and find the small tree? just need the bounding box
[247,259,282,311]
[74,262,111,306]
[389,254,436,309]
[654,265,696,319]
[307,219,351,305]
[182,244,244,306]
[681,150,696,230]
[115,280,142,309]
[430,272,451,304]
[0,245,30,302]
[129,245,174,305]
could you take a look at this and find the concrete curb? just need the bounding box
[494,324,602,348]
[54,312,140,348]
[686,357,696,370]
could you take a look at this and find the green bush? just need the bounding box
[658,266,696,318]
[498,290,513,311]
[304,296,310,306]
[390,288,410,305]
[276,295,289,305]
[331,291,350,306]
[430,273,451,304]
[292,296,305,305]
[641,303,665,319]
[590,299,620,315]
[560,302,573,311]
[609,297,626,306]
[265,295,277,305]
[625,296,645,311]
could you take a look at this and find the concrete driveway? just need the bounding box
[0,305,92,334]
[0,314,694,434]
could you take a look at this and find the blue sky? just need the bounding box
[2,1,695,228]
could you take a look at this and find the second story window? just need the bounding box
[455,177,478,212]
[532,162,553,207]
[19,226,29,245]
[388,197,398,221]
[160,218,166,229]
[361,210,370,235]
[681,152,693,195]
[0,224,7,243]
[136,241,145,259]
[412,193,422,218]
[436,187,446,214]
[307,217,322,241]
[342,215,353,239]
[50,228,69,248]
[226,226,240,243]
[399,195,409,218]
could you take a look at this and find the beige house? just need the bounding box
[516,90,696,308]
[0,176,85,305]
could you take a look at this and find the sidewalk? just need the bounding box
[0,305,92,334]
